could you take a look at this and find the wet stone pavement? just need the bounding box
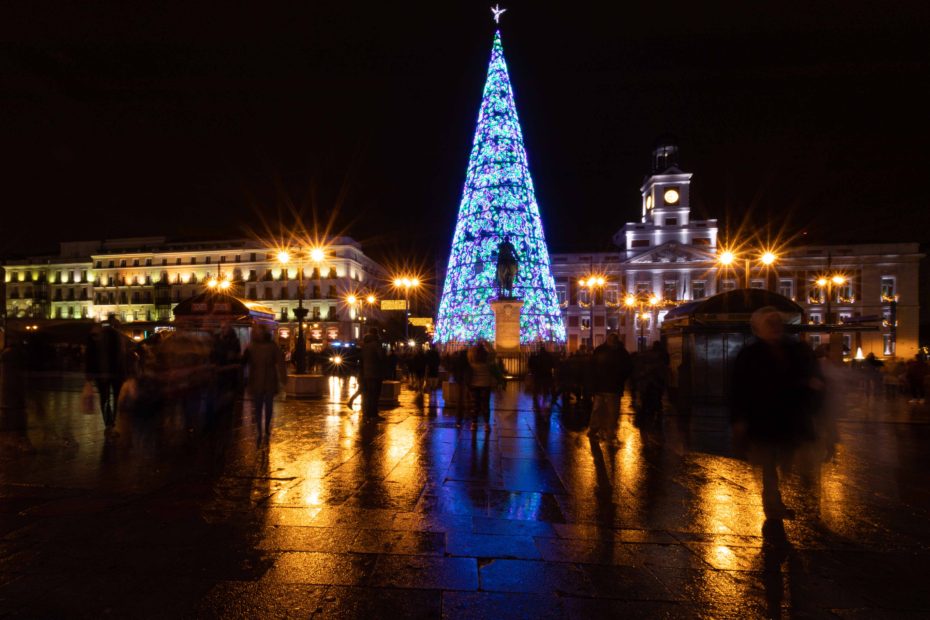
[1,378,930,619]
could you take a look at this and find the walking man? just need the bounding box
[589,333,633,441]
[243,325,287,442]
[732,307,822,521]
[360,328,386,421]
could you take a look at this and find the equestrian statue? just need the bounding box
[495,236,519,299]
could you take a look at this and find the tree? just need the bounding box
[435,31,565,345]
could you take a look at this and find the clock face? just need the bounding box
[663,188,680,205]
[645,195,653,210]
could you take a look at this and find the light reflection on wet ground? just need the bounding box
[1,377,929,617]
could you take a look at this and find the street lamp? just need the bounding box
[717,247,778,289]
[814,274,847,325]
[392,276,420,341]
[277,248,317,375]
[624,291,658,352]
[579,275,606,349]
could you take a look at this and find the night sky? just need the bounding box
[3,2,929,264]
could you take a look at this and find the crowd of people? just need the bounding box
[4,311,930,527]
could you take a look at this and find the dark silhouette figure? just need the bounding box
[527,344,556,411]
[731,307,822,521]
[243,325,286,442]
[468,342,494,426]
[84,322,127,432]
[589,333,633,440]
[360,328,386,421]
[905,353,928,403]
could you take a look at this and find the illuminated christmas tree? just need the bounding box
[435,30,565,344]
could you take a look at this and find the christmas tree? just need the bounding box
[435,30,565,344]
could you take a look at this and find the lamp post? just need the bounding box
[579,276,605,349]
[392,276,420,342]
[717,248,778,290]
[277,250,309,374]
[815,274,846,325]
[364,294,377,323]
[625,291,659,352]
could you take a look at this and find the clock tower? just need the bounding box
[613,137,717,257]
[640,137,692,226]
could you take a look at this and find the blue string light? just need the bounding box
[435,31,565,344]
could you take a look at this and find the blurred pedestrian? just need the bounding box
[732,307,822,521]
[360,328,386,421]
[425,346,441,392]
[468,341,494,427]
[243,325,286,442]
[528,344,556,411]
[84,321,127,435]
[589,333,633,441]
[451,349,472,426]
[210,323,242,428]
[636,341,669,422]
[905,353,928,404]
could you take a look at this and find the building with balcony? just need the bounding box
[551,139,922,358]
[2,236,385,345]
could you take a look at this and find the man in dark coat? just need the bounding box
[732,307,822,521]
[588,334,633,440]
[360,328,386,421]
[85,322,126,432]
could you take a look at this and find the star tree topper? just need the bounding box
[491,4,507,24]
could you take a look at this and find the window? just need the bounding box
[835,282,853,303]
[842,334,852,354]
[190,257,197,264]
[838,312,852,324]
[809,313,822,325]
[568,315,579,328]
[328,267,337,279]
[631,239,649,248]
[778,279,794,299]
[132,259,139,267]
[206,256,211,264]
[176,258,182,264]
[880,276,895,301]
[721,279,737,292]
[750,279,765,289]
[95,261,102,268]
[578,289,590,304]
[663,280,678,301]
[580,317,591,330]
[220,256,227,263]
[664,218,678,226]
[605,286,618,304]
[108,261,114,268]
[247,286,257,299]
[809,334,822,347]
[883,334,895,356]
[250,253,257,262]
[145,258,152,266]
[692,281,706,299]
[264,287,272,300]
[235,255,241,263]
[556,285,567,305]
[280,308,289,321]
[635,281,651,295]
[120,260,126,267]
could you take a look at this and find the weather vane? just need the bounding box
[491,4,507,24]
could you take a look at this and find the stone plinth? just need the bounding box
[490,298,524,354]
[380,380,401,405]
[285,374,325,399]
[442,380,467,408]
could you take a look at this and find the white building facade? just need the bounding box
[2,236,385,344]
[551,141,922,359]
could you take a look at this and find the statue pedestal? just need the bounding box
[490,298,523,354]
